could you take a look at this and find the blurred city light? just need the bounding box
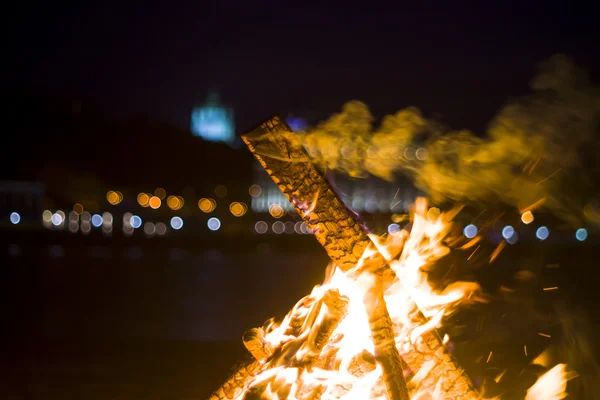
[10,212,21,224]
[215,185,227,198]
[81,221,91,234]
[123,225,134,236]
[154,187,166,200]
[130,215,142,229]
[155,222,167,236]
[463,224,478,239]
[68,221,79,233]
[52,212,64,226]
[91,214,103,227]
[81,211,91,222]
[249,184,262,198]
[102,212,113,226]
[506,231,519,245]
[300,222,312,234]
[272,221,284,234]
[144,222,156,236]
[207,217,221,231]
[198,198,216,213]
[170,216,184,230]
[284,221,295,234]
[68,211,78,221]
[536,226,550,240]
[190,95,235,143]
[502,225,515,240]
[229,202,247,217]
[255,221,268,234]
[149,196,161,209]
[388,223,401,235]
[176,196,185,208]
[269,204,284,218]
[403,148,415,160]
[107,190,122,205]
[42,210,53,223]
[415,147,429,160]
[294,221,304,234]
[576,228,588,242]
[521,211,534,225]
[73,203,84,215]
[138,193,150,207]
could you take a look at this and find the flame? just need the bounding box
[525,364,573,400]
[230,198,571,399]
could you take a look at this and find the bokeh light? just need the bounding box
[255,221,268,234]
[144,222,156,236]
[229,202,247,217]
[107,190,122,205]
[154,188,166,200]
[69,221,79,233]
[42,210,53,223]
[215,185,227,198]
[91,214,102,227]
[272,221,284,234]
[52,213,64,226]
[463,224,478,239]
[521,211,534,225]
[269,204,284,218]
[388,223,401,235]
[506,231,519,245]
[207,217,221,231]
[170,216,184,230]
[576,228,588,242]
[502,225,515,240]
[10,212,21,224]
[155,222,167,236]
[249,184,262,198]
[536,226,550,241]
[294,221,304,234]
[130,215,142,229]
[81,211,91,222]
[102,212,113,226]
[198,198,216,213]
[149,196,161,209]
[73,203,84,215]
[138,193,150,207]
[415,147,428,160]
[284,221,295,234]
[81,221,91,234]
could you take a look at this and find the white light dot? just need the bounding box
[388,223,401,235]
[42,210,53,222]
[255,221,268,234]
[284,221,295,234]
[170,216,184,230]
[416,147,428,160]
[501,225,515,240]
[272,221,284,234]
[144,222,156,235]
[507,231,519,245]
[91,214,103,227]
[576,228,588,242]
[130,215,142,229]
[207,217,221,231]
[155,222,167,236]
[10,212,21,224]
[464,224,478,239]
[52,213,64,226]
[536,226,550,241]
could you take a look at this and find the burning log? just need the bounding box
[243,328,273,362]
[242,116,409,400]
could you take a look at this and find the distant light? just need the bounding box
[255,221,268,234]
[415,147,429,160]
[272,221,285,234]
[249,184,262,198]
[170,216,184,230]
[42,210,53,222]
[10,212,21,224]
[464,224,478,239]
[52,213,64,226]
[269,204,284,218]
[576,228,588,242]
[229,202,247,217]
[536,226,550,241]
[215,185,227,198]
[154,188,166,200]
[149,196,161,209]
[102,212,113,225]
[138,193,150,207]
[521,211,534,225]
[404,148,415,160]
[122,225,134,236]
[388,223,401,235]
[80,221,91,234]
[191,98,235,143]
[73,203,84,215]
[176,196,185,209]
[284,221,295,234]
[91,214,103,227]
[130,215,142,229]
[506,231,519,245]
[502,225,515,240]
[207,217,221,231]
[123,212,133,226]
[286,117,308,132]
[144,222,156,236]
[68,221,79,233]
[68,211,79,221]
[155,222,167,236]
[167,195,181,210]
[198,198,216,213]
[294,221,304,234]
[107,190,121,205]
[301,222,312,234]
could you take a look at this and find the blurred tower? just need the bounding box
[191,93,235,145]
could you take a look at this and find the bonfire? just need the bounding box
[210,116,571,400]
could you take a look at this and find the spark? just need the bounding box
[391,200,402,210]
[536,168,562,185]
[490,241,506,263]
[519,197,546,214]
[394,187,400,199]
[538,333,551,338]
[524,345,528,356]
[470,209,486,224]
[467,245,481,261]
[486,351,493,363]
[545,264,560,268]
[543,287,558,291]
[494,369,507,383]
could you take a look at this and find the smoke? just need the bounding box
[300,55,600,223]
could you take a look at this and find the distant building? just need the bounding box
[190,93,235,144]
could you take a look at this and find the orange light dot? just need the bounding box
[199,198,216,213]
[269,204,284,218]
[521,211,534,225]
[107,191,120,205]
[230,202,247,217]
[215,185,227,198]
[154,188,166,200]
[176,196,185,210]
[167,195,180,210]
[137,193,150,207]
[149,196,161,209]
[73,203,84,215]
[249,184,262,198]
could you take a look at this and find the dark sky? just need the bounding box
[5,1,599,133]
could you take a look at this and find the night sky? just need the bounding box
[5,1,599,133]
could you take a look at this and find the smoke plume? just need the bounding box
[300,55,600,224]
